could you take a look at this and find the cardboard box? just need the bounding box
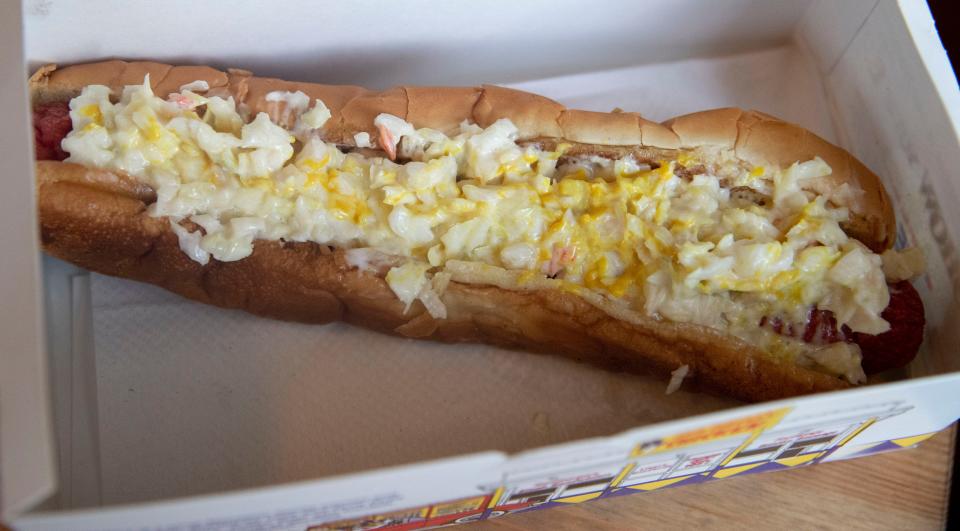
[3,0,958,528]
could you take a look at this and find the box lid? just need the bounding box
[0,0,56,520]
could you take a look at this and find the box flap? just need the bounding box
[16,452,504,530]
[23,0,810,88]
[0,0,56,520]
[795,0,878,74]
[820,0,960,376]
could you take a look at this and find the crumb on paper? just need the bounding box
[531,411,550,434]
[666,364,690,394]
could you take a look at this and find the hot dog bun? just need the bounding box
[30,61,895,252]
[30,61,902,402]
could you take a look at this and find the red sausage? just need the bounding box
[33,102,72,161]
[763,281,925,374]
[852,281,925,374]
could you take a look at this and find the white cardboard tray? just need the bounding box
[3,0,959,528]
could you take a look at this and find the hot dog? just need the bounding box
[29,60,926,402]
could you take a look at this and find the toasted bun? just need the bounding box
[30,61,895,251]
[664,109,895,252]
[36,160,848,402]
[31,61,897,401]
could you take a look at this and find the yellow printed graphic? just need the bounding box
[713,418,780,470]
[487,486,505,509]
[428,496,488,517]
[626,476,691,491]
[310,506,429,531]
[775,452,824,467]
[892,433,936,448]
[554,492,605,504]
[712,463,765,478]
[610,462,635,488]
[634,407,790,456]
[834,418,876,448]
